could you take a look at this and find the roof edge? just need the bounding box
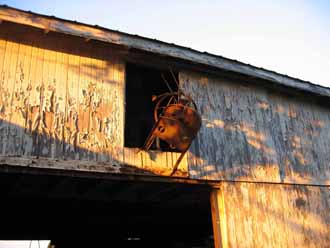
[1,5,329,99]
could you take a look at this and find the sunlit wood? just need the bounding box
[181,71,330,185]
[0,6,330,247]
[211,182,330,247]
[0,23,187,177]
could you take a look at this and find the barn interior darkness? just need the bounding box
[125,63,179,150]
[0,171,213,247]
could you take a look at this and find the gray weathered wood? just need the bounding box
[0,24,126,160]
[181,71,330,185]
[0,24,188,178]
[212,182,330,248]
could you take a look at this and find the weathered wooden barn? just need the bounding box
[0,5,329,248]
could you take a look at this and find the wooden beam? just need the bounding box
[0,5,329,100]
[210,187,228,248]
[0,156,218,186]
[0,152,188,178]
[210,190,222,248]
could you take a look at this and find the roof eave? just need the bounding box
[0,5,329,99]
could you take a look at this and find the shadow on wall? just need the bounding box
[179,72,330,247]
[0,22,145,175]
[220,181,330,247]
[181,72,330,185]
[0,22,188,177]
[0,119,155,176]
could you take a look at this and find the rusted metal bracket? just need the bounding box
[142,91,201,176]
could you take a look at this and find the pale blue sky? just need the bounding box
[2,0,330,86]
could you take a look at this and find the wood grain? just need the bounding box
[181,71,330,185]
[0,24,125,165]
[123,148,188,177]
[212,182,330,248]
[0,23,188,177]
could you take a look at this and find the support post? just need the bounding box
[210,187,228,248]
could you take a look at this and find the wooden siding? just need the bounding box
[181,71,330,185]
[211,182,330,248]
[0,25,124,162]
[0,23,187,177]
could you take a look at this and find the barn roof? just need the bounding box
[0,4,329,99]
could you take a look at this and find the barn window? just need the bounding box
[124,63,178,150]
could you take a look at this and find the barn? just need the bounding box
[0,5,329,248]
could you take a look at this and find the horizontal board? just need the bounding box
[123,148,188,177]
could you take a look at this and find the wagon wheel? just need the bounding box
[153,91,198,122]
[143,91,200,176]
[151,91,199,176]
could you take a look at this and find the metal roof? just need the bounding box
[0,4,329,99]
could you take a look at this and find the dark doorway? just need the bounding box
[0,171,214,247]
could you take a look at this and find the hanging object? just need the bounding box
[142,90,201,176]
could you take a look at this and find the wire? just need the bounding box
[161,73,173,93]
[168,67,180,89]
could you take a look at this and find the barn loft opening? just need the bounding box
[124,63,179,150]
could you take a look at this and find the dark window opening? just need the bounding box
[125,63,179,150]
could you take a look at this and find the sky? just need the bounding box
[1,0,330,87]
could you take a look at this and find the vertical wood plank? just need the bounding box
[34,39,45,156]
[9,39,25,155]
[6,38,20,155]
[0,34,7,77]
[210,189,224,248]
[14,39,33,156]
[0,36,13,155]
[76,46,90,160]
[102,53,115,164]
[19,37,33,156]
[55,40,68,158]
[94,51,106,162]
[87,55,97,161]
[39,44,53,157]
[65,45,80,160]
[0,36,7,152]
[25,36,39,156]
[113,60,125,165]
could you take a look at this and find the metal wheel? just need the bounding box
[153,91,198,122]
